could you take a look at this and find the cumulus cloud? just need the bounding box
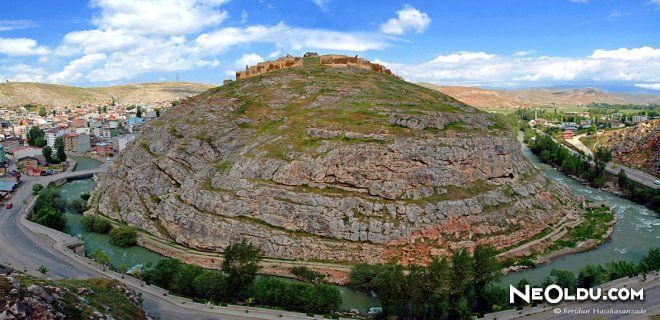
[0,38,49,56]
[47,53,107,83]
[90,0,229,35]
[234,53,264,68]
[380,5,431,35]
[196,22,387,53]
[2,63,47,82]
[378,47,660,87]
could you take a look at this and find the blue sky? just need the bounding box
[0,0,659,92]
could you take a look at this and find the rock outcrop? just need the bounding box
[92,57,583,266]
[0,265,148,320]
[582,119,659,176]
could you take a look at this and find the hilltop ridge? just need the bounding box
[0,82,215,108]
[420,83,660,109]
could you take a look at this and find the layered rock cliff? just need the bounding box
[91,56,582,265]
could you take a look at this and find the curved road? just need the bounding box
[0,168,322,320]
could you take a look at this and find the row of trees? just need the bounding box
[617,170,660,211]
[27,126,67,163]
[351,248,660,319]
[141,240,342,314]
[528,133,611,187]
[512,249,660,307]
[349,246,503,319]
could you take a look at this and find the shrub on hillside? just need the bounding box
[108,227,137,247]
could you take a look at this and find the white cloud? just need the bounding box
[430,52,494,63]
[380,5,431,35]
[234,53,264,68]
[196,22,387,52]
[90,0,229,35]
[590,46,660,60]
[0,38,49,56]
[2,63,47,82]
[240,10,248,24]
[378,46,660,87]
[635,83,660,90]
[47,53,107,83]
[0,20,36,32]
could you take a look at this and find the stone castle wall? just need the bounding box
[235,53,400,80]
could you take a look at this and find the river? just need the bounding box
[500,135,659,287]
[57,156,380,312]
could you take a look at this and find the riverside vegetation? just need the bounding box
[523,129,659,211]
[350,247,659,319]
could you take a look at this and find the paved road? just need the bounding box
[534,129,659,189]
[0,169,325,320]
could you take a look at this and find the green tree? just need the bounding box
[513,279,530,308]
[222,239,262,300]
[170,264,204,297]
[109,227,137,247]
[32,183,44,195]
[550,269,576,294]
[82,215,112,233]
[577,265,608,288]
[136,106,143,118]
[473,245,501,313]
[27,126,46,147]
[68,198,88,213]
[639,248,660,273]
[38,106,47,117]
[348,263,385,291]
[42,146,53,163]
[290,266,326,284]
[373,264,406,316]
[449,249,474,319]
[142,259,182,289]
[89,249,110,269]
[193,270,225,301]
[54,137,66,162]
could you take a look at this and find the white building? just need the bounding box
[113,134,136,152]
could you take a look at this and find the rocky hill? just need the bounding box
[91,55,583,266]
[0,265,148,320]
[0,82,215,108]
[582,120,659,177]
[420,84,660,109]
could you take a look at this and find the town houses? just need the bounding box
[0,101,168,178]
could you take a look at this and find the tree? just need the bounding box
[473,245,501,313]
[193,270,225,301]
[155,108,161,117]
[617,169,632,191]
[27,126,45,147]
[348,263,385,291]
[449,249,474,319]
[639,248,660,273]
[37,265,49,276]
[68,198,88,213]
[109,227,137,247]
[136,106,143,118]
[142,259,182,289]
[222,239,262,300]
[577,265,607,288]
[82,215,112,233]
[513,279,530,308]
[290,266,326,284]
[38,106,47,117]
[89,249,110,270]
[550,269,576,294]
[54,137,66,162]
[42,146,53,163]
[32,184,44,195]
[170,264,204,297]
[373,264,406,316]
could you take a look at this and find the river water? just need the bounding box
[500,135,659,287]
[57,157,380,311]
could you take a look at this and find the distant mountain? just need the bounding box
[0,82,216,108]
[419,83,660,109]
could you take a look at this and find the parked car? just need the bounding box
[5,203,13,209]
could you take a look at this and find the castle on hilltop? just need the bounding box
[233,53,400,81]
